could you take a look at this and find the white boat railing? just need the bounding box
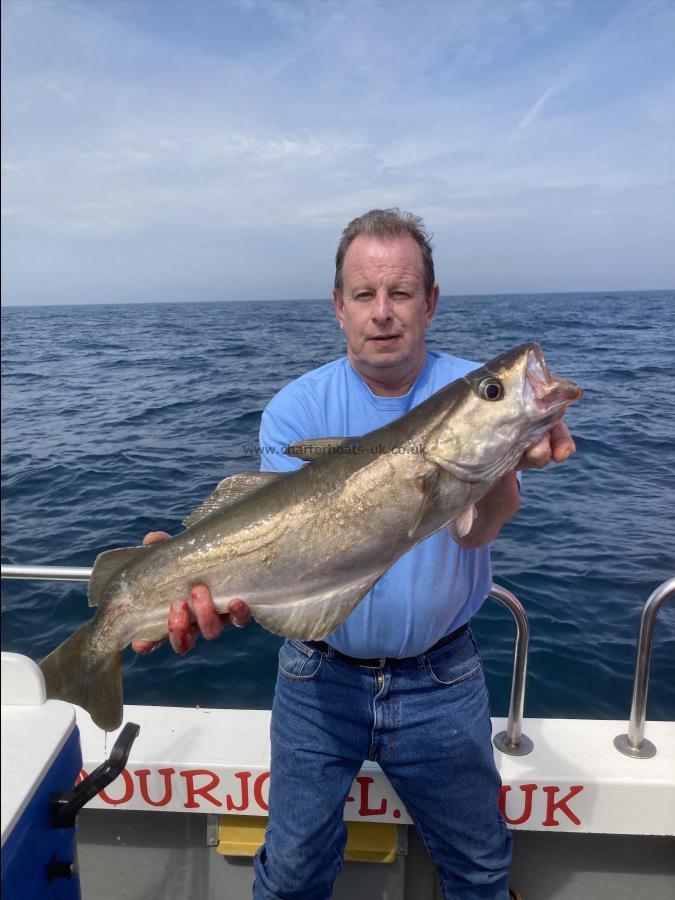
[1,564,92,582]
[488,584,533,756]
[0,564,535,753]
[613,576,675,759]
[3,564,673,758]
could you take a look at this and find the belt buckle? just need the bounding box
[358,657,387,669]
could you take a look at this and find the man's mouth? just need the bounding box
[368,334,401,344]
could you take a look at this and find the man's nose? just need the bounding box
[371,290,393,321]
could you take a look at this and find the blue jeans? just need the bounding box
[252,628,512,899]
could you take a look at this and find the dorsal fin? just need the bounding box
[285,437,356,461]
[89,546,147,606]
[183,472,284,528]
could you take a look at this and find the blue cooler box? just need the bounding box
[2,653,84,900]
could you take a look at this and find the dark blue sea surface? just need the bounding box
[2,292,674,721]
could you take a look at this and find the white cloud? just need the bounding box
[518,65,584,129]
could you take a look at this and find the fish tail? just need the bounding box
[40,622,123,732]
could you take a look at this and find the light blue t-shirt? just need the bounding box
[258,349,493,658]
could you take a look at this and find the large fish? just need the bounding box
[40,342,581,730]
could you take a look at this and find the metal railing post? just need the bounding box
[614,577,675,759]
[489,584,533,756]
[1,564,92,582]
[3,567,536,757]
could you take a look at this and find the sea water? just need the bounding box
[2,292,674,720]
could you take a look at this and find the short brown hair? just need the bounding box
[334,208,435,295]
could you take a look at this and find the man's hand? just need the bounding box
[131,531,252,656]
[517,420,576,470]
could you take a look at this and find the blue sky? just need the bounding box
[2,0,674,305]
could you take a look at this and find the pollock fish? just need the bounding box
[40,342,582,730]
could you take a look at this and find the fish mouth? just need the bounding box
[523,345,583,418]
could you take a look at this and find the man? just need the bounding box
[135,209,575,898]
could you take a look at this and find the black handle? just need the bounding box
[51,722,140,828]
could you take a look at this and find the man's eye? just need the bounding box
[391,291,410,299]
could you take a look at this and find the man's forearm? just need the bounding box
[449,471,520,549]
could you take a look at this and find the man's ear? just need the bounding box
[332,288,345,331]
[425,283,440,326]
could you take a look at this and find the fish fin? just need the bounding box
[89,546,146,607]
[454,505,477,538]
[183,472,285,528]
[40,621,123,732]
[408,468,441,538]
[285,437,355,461]
[250,582,374,641]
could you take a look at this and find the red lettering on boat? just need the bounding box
[99,768,134,805]
[226,771,252,811]
[499,783,537,825]
[135,768,175,807]
[254,772,270,811]
[542,785,584,826]
[356,776,387,816]
[180,769,223,809]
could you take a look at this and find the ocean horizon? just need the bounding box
[2,287,674,310]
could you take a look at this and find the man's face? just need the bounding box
[332,234,439,393]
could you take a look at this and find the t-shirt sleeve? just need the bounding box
[259,394,308,474]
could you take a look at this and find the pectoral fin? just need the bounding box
[408,467,441,538]
[454,505,477,538]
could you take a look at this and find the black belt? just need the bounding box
[308,623,468,669]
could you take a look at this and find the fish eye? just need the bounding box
[478,377,504,401]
